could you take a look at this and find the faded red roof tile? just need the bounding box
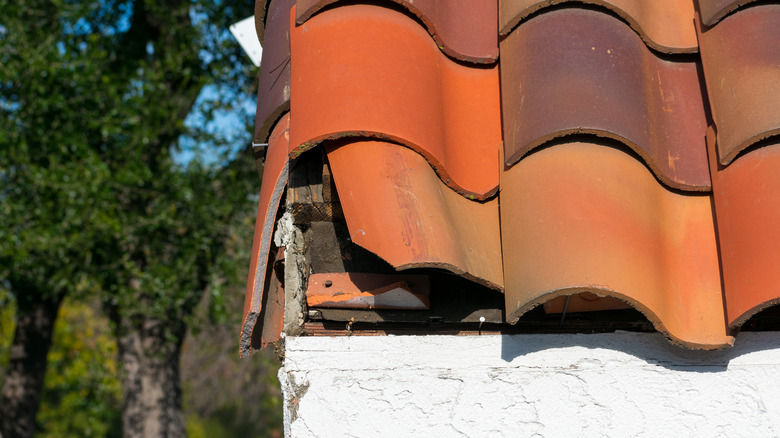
[296,0,498,63]
[697,5,780,165]
[500,0,698,53]
[707,128,780,328]
[501,142,733,349]
[326,140,504,291]
[501,7,710,191]
[253,0,293,143]
[697,0,764,26]
[289,4,502,199]
[241,114,290,358]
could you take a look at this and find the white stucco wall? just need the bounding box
[279,331,780,437]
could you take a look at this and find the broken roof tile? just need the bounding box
[707,128,780,328]
[295,0,498,63]
[306,272,431,310]
[499,0,698,53]
[326,139,504,291]
[501,141,733,349]
[697,5,780,165]
[241,114,290,358]
[290,4,502,199]
[697,0,764,27]
[253,0,293,143]
[500,7,710,191]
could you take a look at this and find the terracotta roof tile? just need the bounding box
[501,7,710,191]
[243,0,780,352]
[289,4,502,199]
[253,0,293,143]
[697,4,780,165]
[241,114,290,357]
[500,0,698,53]
[296,0,499,63]
[306,272,431,310]
[326,140,503,291]
[707,128,780,328]
[697,0,764,27]
[501,142,733,349]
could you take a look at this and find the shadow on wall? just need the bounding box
[499,331,780,373]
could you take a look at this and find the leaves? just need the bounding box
[0,0,257,329]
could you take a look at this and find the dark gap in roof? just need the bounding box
[308,307,655,336]
[304,220,397,275]
[739,304,780,332]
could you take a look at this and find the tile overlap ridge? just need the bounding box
[697,0,766,26]
[295,0,499,63]
[501,142,734,349]
[326,140,504,291]
[706,128,780,329]
[697,4,780,166]
[290,3,502,200]
[254,0,293,143]
[500,7,711,191]
[499,0,698,54]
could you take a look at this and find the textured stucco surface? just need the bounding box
[279,332,780,437]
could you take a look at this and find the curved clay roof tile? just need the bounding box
[241,114,290,358]
[501,7,711,191]
[499,0,698,53]
[697,5,780,165]
[326,140,504,291]
[707,128,780,328]
[253,0,294,143]
[290,4,502,200]
[697,0,764,27]
[295,0,499,63]
[501,142,733,350]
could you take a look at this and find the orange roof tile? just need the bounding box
[501,142,733,349]
[326,140,503,291]
[243,0,780,352]
[296,0,499,63]
[501,7,710,191]
[707,127,780,328]
[500,0,698,53]
[289,4,502,200]
[241,114,290,358]
[697,5,780,165]
[306,272,431,310]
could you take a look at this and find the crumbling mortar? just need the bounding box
[282,208,307,337]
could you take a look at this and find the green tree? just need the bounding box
[0,1,257,436]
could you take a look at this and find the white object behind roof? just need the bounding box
[230,16,263,67]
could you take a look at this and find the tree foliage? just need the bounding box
[0,0,262,435]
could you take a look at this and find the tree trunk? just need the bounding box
[113,312,187,438]
[0,295,63,438]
